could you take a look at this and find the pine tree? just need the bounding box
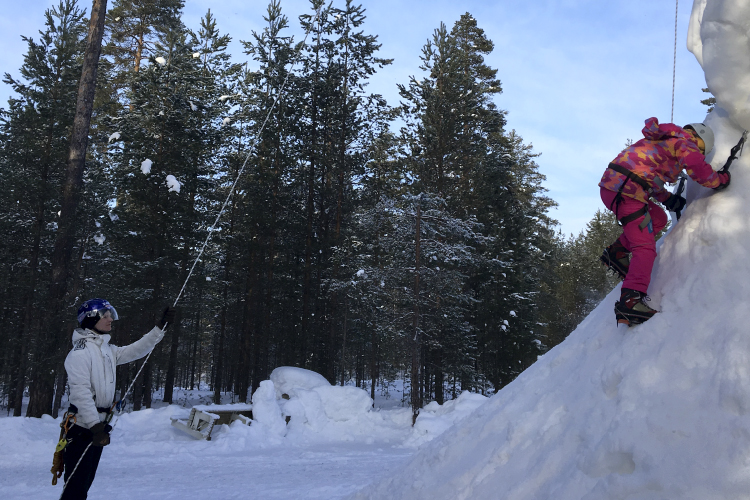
[0,0,88,416]
[100,14,228,407]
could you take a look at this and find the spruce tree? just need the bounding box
[0,0,87,416]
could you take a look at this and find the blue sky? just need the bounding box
[0,0,708,236]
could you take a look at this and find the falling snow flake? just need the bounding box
[166,175,181,193]
[141,159,152,175]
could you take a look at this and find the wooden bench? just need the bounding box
[170,404,253,441]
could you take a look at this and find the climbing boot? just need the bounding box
[614,288,657,327]
[600,239,630,280]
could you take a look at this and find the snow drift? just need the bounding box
[351,1,750,498]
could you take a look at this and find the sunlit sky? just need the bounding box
[0,0,708,236]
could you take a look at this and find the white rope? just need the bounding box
[671,0,679,122]
[173,4,325,308]
[58,6,326,498]
[58,441,93,499]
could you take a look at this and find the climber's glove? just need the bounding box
[714,170,731,191]
[90,422,112,447]
[158,306,176,330]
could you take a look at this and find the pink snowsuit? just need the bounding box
[599,117,725,293]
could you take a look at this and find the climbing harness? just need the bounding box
[606,163,653,230]
[56,4,326,498]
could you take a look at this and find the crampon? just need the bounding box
[614,288,657,327]
[600,242,629,281]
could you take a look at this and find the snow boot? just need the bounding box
[600,239,630,280]
[614,288,657,326]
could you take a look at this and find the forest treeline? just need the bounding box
[0,0,623,419]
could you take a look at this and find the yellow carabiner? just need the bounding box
[55,438,68,452]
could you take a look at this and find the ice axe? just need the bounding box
[718,129,748,173]
[674,173,688,221]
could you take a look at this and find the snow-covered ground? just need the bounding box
[2,406,413,500]
[1,370,489,499]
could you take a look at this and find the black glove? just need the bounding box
[159,306,176,330]
[664,194,686,213]
[714,170,731,191]
[90,422,112,447]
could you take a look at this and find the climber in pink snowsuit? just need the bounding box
[599,117,730,325]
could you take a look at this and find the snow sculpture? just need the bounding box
[251,380,286,437]
[683,0,750,205]
[688,0,750,132]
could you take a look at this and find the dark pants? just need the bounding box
[61,425,104,500]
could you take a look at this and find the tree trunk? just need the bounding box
[238,249,258,403]
[213,275,229,404]
[28,0,108,418]
[11,339,28,416]
[163,309,181,403]
[142,364,152,408]
[370,325,377,402]
[411,201,422,425]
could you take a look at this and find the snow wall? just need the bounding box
[351,1,750,498]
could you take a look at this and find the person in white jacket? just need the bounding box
[61,298,175,500]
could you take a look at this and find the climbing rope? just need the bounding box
[57,4,326,498]
[671,0,679,122]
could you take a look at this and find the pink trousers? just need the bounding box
[600,187,668,294]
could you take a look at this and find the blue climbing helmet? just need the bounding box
[77,298,119,325]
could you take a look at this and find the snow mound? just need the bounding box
[404,391,488,448]
[252,380,287,437]
[350,159,750,500]
[280,385,373,428]
[270,366,331,399]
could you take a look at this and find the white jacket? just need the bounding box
[64,326,164,428]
